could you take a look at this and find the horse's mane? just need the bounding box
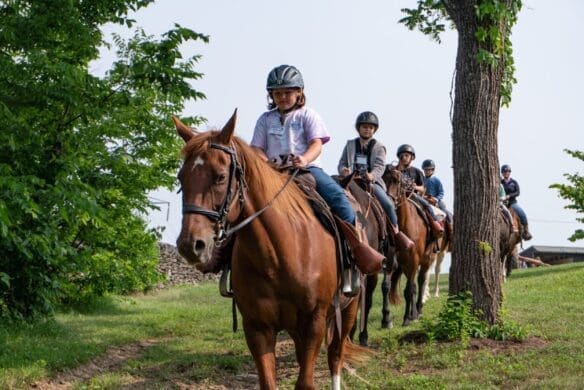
[181,131,314,225]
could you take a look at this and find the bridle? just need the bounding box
[181,142,298,246]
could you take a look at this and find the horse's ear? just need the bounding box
[338,171,356,189]
[218,108,237,144]
[172,115,199,143]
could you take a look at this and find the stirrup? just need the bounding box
[342,268,360,297]
[219,263,234,298]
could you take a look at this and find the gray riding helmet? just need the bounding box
[266,65,304,90]
[355,111,379,130]
[397,144,416,158]
[422,159,435,169]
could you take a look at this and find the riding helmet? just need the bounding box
[266,65,304,90]
[396,144,416,158]
[355,111,379,130]
[501,164,511,173]
[422,159,435,169]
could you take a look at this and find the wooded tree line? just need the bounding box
[0,0,206,320]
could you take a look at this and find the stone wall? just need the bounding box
[157,242,219,286]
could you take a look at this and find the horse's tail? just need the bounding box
[343,337,373,365]
[389,265,402,305]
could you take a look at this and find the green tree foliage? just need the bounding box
[0,0,208,320]
[400,0,521,106]
[550,150,584,241]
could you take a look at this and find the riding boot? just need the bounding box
[335,217,385,275]
[196,237,234,274]
[391,224,414,251]
[521,224,533,241]
[425,210,444,238]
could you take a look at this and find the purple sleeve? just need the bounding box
[303,108,330,145]
[250,113,267,150]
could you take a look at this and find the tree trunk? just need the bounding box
[446,1,507,324]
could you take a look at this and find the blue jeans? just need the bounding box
[437,199,453,224]
[372,183,398,227]
[308,167,355,224]
[510,203,528,225]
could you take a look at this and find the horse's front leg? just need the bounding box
[403,279,417,326]
[381,269,393,329]
[291,310,327,390]
[358,274,377,346]
[421,264,432,304]
[434,251,444,297]
[242,321,277,390]
[328,297,359,390]
[417,266,429,316]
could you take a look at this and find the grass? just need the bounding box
[1,262,583,389]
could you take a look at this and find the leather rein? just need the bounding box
[181,143,299,245]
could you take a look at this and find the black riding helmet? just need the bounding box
[397,144,416,159]
[266,65,304,90]
[501,164,511,173]
[355,111,379,130]
[422,159,435,169]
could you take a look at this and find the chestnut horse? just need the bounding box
[382,165,440,326]
[173,111,364,390]
[422,233,451,301]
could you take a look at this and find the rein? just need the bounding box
[182,143,299,244]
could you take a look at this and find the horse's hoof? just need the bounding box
[403,319,411,327]
[381,320,393,329]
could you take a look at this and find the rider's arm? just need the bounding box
[436,179,445,201]
[337,143,350,176]
[370,143,387,183]
[293,139,323,167]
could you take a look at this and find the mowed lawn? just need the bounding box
[1,262,583,389]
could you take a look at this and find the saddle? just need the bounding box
[344,177,389,253]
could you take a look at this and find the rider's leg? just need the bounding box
[437,199,453,226]
[309,167,385,274]
[372,183,413,250]
[414,193,444,236]
[510,203,532,240]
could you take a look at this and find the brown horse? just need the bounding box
[382,165,440,326]
[500,206,522,279]
[173,111,364,390]
[339,177,395,346]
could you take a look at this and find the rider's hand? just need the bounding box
[365,172,374,182]
[341,167,351,177]
[292,155,308,168]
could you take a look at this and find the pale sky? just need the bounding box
[96,1,584,270]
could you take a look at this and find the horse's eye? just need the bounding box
[215,174,227,184]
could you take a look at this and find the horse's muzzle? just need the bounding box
[176,233,215,265]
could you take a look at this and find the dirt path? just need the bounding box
[32,340,162,389]
[31,337,335,389]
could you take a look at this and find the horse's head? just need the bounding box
[173,110,242,267]
[382,164,402,200]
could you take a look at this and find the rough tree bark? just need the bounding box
[444,1,509,324]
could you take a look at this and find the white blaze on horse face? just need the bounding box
[191,156,205,171]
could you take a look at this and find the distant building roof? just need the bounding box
[520,245,584,258]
